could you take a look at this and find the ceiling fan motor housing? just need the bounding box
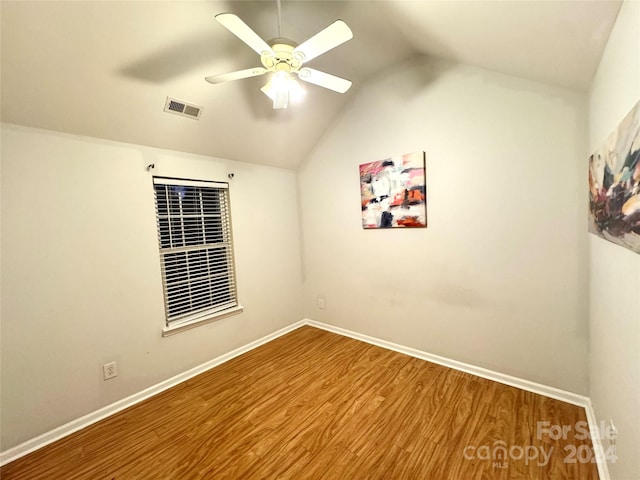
[261,40,304,73]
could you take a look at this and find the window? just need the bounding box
[153,177,242,335]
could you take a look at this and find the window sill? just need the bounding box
[162,305,244,337]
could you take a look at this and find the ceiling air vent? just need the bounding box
[163,97,202,119]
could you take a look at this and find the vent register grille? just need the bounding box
[153,178,238,326]
[163,97,202,119]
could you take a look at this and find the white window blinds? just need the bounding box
[153,177,238,326]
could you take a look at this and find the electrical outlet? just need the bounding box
[317,296,326,309]
[103,361,118,380]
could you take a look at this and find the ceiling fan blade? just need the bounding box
[205,67,267,84]
[215,13,275,57]
[293,20,353,63]
[297,68,352,93]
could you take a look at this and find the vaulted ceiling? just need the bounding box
[1,1,622,169]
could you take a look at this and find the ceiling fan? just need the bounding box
[205,2,353,109]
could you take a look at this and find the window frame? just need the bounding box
[152,176,243,336]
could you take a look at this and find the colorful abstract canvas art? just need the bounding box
[588,100,640,254]
[360,151,427,229]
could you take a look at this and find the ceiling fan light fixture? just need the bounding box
[261,71,305,109]
[288,77,306,103]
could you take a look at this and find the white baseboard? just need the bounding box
[305,319,590,406]
[304,318,610,480]
[0,320,306,466]
[0,317,611,480]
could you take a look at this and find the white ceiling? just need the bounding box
[1,0,622,170]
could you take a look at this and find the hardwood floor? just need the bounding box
[1,326,599,479]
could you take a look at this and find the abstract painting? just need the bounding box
[589,100,640,254]
[360,151,426,229]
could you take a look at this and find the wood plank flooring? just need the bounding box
[1,326,599,479]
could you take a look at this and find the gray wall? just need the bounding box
[299,59,589,394]
[0,125,304,449]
